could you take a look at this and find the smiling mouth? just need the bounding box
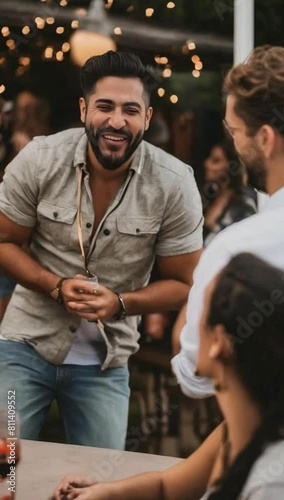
[102,134,128,143]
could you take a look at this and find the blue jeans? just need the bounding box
[0,340,130,449]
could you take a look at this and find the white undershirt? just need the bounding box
[63,319,106,365]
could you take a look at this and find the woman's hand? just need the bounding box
[60,483,113,499]
[53,474,97,499]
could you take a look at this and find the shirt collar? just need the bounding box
[73,131,88,170]
[264,187,284,211]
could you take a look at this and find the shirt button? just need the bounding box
[69,326,76,333]
[136,228,141,233]
[53,212,58,218]
[86,222,92,228]
[103,229,110,236]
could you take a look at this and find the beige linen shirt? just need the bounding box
[0,128,203,368]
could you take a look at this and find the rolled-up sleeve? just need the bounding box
[0,140,39,227]
[156,167,203,256]
[171,233,232,398]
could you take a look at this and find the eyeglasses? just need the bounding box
[222,119,239,138]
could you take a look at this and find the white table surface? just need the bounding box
[16,439,182,499]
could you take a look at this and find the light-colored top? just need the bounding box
[200,440,284,499]
[172,187,284,398]
[0,128,203,369]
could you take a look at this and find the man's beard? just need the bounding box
[239,151,267,193]
[85,124,143,171]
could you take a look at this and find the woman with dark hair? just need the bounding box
[54,252,284,499]
[202,140,257,247]
[197,252,284,499]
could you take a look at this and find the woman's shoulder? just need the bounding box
[241,440,284,498]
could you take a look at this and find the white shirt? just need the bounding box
[200,440,284,499]
[172,187,284,398]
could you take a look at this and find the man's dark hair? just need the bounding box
[80,51,157,107]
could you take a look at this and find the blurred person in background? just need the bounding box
[202,140,257,247]
[0,90,50,322]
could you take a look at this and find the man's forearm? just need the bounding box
[122,280,190,316]
[0,243,60,294]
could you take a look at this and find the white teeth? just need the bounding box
[104,135,125,141]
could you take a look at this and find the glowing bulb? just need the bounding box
[22,26,30,35]
[16,67,25,76]
[145,8,154,17]
[162,68,172,78]
[19,57,30,66]
[60,0,68,5]
[6,40,15,50]
[44,47,53,59]
[157,88,165,97]
[195,61,203,70]
[191,55,200,64]
[0,84,6,94]
[46,17,55,25]
[170,95,178,103]
[114,27,122,35]
[71,20,79,29]
[167,2,175,8]
[35,17,45,29]
[192,70,200,78]
[187,42,196,50]
[62,42,70,52]
[1,27,10,37]
[56,27,65,34]
[56,51,64,61]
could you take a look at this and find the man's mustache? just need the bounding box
[96,126,132,141]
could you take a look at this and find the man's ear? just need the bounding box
[209,324,234,361]
[256,125,276,159]
[145,106,153,131]
[79,97,86,124]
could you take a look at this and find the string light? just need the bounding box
[46,17,55,25]
[167,2,175,8]
[170,94,178,103]
[191,55,200,64]
[44,47,53,59]
[62,42,70,52]
[162,68,172,78]
[154,56,168,64]
[15,66,25,76]
[0,57,5,65]
[0,85,5,94]
[56,51,64,61]
[60,0,68,5]
[157,88,165,97]
[71,20,79,29]
[187,41,196,50]
[56,27,65,34]
[181,45,189,55]
[6,39,16,50]
[19,56,30,66]
[195,61,203,70]
[145,8,154,17]
[126,5,134,12]
[1,27,10,37]
[22,26,31,35]
[192,70,200,78]
[35,17,45,29]
[114,27,122,35]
